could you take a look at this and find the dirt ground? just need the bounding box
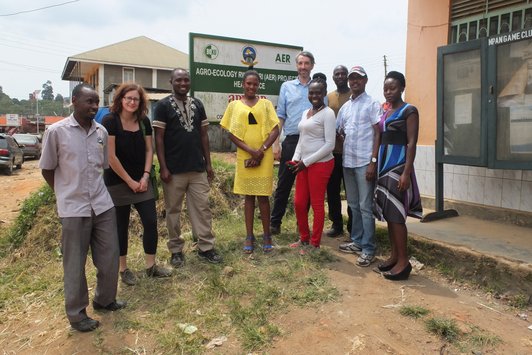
[1,158,531,354]
[0,159,44,226]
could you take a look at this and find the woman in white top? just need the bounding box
[289,78,336,254]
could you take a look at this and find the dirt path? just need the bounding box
[0,157,531,353]
[0,159,44,227]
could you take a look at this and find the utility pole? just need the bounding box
[33,90,41,135]
[383,55,388,77]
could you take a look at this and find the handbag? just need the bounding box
[139,119,159,200]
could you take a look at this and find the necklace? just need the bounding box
[307,105,325,118]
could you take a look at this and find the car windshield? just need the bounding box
[0,138,7,148]
[13,135,36,144]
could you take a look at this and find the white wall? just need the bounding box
[415,145,532,212]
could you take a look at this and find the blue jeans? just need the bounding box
[343,165,376,255]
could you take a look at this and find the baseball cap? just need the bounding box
[348,66,367,77]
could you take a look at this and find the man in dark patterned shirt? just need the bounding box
[153,68,222,267]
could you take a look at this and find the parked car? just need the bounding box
[0,134,24,175]
[13,133,42,159]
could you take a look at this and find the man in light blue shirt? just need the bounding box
[271,51,315,235]
[336,66,382,267]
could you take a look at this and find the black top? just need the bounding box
[152,96,207,174]
[102,113,152,186]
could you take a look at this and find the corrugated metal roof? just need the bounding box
[62,36,188,80]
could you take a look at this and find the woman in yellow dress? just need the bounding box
[220,70,280,253]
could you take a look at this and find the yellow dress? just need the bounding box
[220,99,279,196]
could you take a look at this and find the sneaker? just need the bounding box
[270,225,281,235]
[198,249,223,264]
[170,252,185,268]
[120,268,137,286]
[146,264,172,278]
[356,253,375,267]
[289,240,309,248]
[339,242,362,254]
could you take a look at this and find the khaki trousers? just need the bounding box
[162,171,215,253]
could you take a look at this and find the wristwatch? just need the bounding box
[371,157,377,163]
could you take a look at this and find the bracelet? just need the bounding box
[144,170,150,176]
[261,144,268,151]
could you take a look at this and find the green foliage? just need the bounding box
[41,80,54,100]
[399,305,430,319]
[425,317,461,342]
[0,88,69,115]
[507,293,530,309]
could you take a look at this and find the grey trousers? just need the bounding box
[162,171,215,253]
[61,208,119,322]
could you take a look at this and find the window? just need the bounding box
[123,68,135,83]
[449,1,531,44]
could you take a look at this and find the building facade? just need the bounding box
[406,0,532,215]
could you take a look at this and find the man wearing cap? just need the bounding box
[336,66,382,267]
[325,65,352,238]
[270,51,315,235]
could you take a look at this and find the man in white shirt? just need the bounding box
[336,66,382,267]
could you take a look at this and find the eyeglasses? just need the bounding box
[123,96,140,103]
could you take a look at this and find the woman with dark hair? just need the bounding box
[373,71,423,280]
[220,70,280,253]
[289,78,336,254]
[102,83,171,285]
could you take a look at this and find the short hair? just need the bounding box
[171,68,190,78]
[110,83,148,121]
[385,71,406,88]
[72,83,94,98]
[309,77,327,93]
[243,69,260,82]
[296,50,315,65]
[333,65,348,74]
[312,72,327,82]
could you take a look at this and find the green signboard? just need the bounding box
[189,33,302,121]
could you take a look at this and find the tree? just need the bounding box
[55,93,64,103]
[41,80,54,101]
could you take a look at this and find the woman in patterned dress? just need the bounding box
[373,71,423,280]
[220,70,280,253]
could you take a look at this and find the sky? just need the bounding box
[0,0,408,102]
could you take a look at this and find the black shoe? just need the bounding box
[325,228,343,238]
[70,317,100,332]
[270,225,281,235]
[93,300,127,312]
[377,261,397,272]
[383,263,412,281]
[198,249,223,264]
[170,252,185,268]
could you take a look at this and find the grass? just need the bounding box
[425,317,461,342]
[399,305,430,319]
[0,156,339,353]
[398,304,505,353]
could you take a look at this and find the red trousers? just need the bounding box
[294,159,334,247]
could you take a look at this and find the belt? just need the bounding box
[382,131,407,145]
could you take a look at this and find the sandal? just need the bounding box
[243,236,255,254]
[262,235,274,253]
